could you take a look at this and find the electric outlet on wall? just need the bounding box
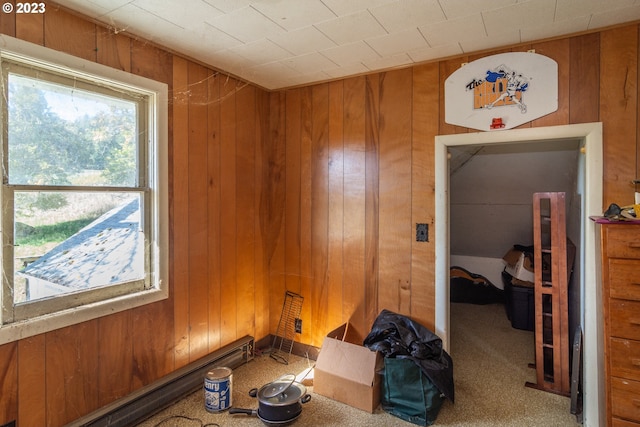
[416,223,428,242]
[294,318,302,334]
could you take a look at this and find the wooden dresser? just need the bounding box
[599,223,640,426]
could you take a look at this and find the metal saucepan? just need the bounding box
[229,374,311,425]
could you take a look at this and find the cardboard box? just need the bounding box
[314,323,382,413]
[503,249,534,283]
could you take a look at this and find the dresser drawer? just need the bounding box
[611,338,640,382]
[606,227,640,259]
[611,376,640,422]
[610,299,640,340]
[613,417,640,426]
[609,259,640,301]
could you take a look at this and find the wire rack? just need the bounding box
[270,291,304,365]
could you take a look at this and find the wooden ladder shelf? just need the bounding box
[526,192,572,396]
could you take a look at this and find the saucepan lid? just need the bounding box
[256,374,306,405]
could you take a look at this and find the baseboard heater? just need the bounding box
[67,335,254,427]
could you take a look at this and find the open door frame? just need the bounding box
[434,122,603,426]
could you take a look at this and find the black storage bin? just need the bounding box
[502,270,535,331]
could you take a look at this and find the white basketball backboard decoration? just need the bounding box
[445,52,558,131]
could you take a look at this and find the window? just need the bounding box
[0,35,167,343]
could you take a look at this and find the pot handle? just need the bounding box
[229,408,257,416]
[301,393,312,404]
[248,388,258,397]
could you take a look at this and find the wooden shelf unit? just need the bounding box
[526,192,571,395]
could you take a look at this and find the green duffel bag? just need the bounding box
[381,357,445,426]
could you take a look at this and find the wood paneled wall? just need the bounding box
[0,3,639,425]
[266,69,440,345]
[172,59,270,365]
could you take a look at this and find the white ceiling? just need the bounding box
[54,0,640,90]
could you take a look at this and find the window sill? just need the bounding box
[0,285,168,345]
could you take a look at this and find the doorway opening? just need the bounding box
[434,123,603,426]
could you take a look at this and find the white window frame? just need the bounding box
[0,35,168,345]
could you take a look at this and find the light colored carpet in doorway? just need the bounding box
[136,303,581,427]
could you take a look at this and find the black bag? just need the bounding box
[450,266,504,304]
[382,357,445,426]
[363,309,454,403]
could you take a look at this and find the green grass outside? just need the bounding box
[16,217,98,247]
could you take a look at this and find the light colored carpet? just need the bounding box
[136,303,582,427]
